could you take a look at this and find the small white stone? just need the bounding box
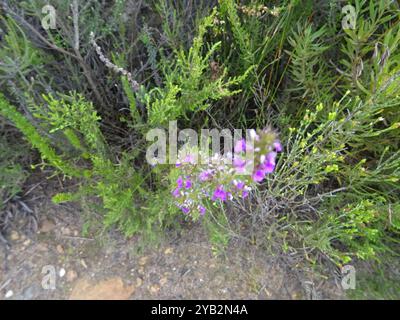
[5,290,13,298]
[59,268,66,278]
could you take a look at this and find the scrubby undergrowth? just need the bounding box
[1,0,399,299]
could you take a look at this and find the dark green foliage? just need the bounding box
[0,123,27,212]
[1,0,400,297]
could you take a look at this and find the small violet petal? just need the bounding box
[234,139,246,153]
[198,206,206,215]
[181,207,190,214]
[172,188,181,198]
[273,141,282,152]
[177,176,183,188]
[252,169,266,182]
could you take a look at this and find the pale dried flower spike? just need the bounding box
[90,32,139,92]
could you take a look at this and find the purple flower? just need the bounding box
[273,141,282,152]
[235,181,245,190]
[185,179,192,189]
[172,188,181,198]
[181,207,190,214]
[177,176,183,188]
[199,170,212,182]
[171,128,280,214]
[183,154,195,164]
[234,139,246,153]
[267,151,277,162]
[212,185,227,202]
[233,156,246,173]
[198,206,206,215]
[262,161,275,173]
[252,151,277,182]
[262,152,276,173]
[252,168,266,182]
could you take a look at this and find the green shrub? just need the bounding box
[0,128,27,213]
[202,0,400,268]
[144,9,251,126]
[1,0,400,291]
[0,92,176,238]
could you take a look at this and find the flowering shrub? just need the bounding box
[171,129,282,218]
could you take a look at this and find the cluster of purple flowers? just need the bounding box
[233,129,282,183]
[171,129,282,218]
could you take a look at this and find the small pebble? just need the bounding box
[136,277,143,287]
[56,245,64,254]
[66,270,78,282]
[5,290,13,299]
[61,227,71,236]
[139,256,148,266]
[10,231,20,241]
[80,259,88,269]
[159,277,168,286]
[59,268,66,277]
[149,284,160,294]
[39,219,56,233]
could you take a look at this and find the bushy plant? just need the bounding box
[0,92,175,237]
[0,123,27,213]
[143,9,251,126]
[1,0,400,294]
[169,129,281,217]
